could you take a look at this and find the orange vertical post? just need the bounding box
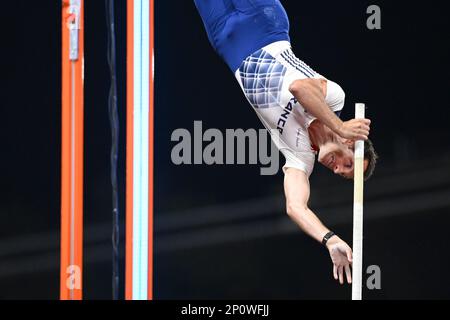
[148,0,155,301]
[60,0,84,300]
[125,0,135,301]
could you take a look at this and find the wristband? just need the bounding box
[322,231,336,246]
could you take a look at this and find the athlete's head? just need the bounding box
[318,136,378,180]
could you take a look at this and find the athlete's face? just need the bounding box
[318,138,368,179]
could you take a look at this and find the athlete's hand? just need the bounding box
[336,119,371,141]
[326,236,353,285]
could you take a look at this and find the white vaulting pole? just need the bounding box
[352,103,365,300]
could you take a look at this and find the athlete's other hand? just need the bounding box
[326,236,353,285]
[336,119,371,141]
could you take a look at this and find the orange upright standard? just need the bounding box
[60,0,84,300]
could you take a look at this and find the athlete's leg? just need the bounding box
[230,0,290,32]
[231,0,281,12]
[194,0,234,24]
[194,0,235,45]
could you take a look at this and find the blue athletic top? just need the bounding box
[194,0,291,72]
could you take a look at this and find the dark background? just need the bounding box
[1,0,450,299]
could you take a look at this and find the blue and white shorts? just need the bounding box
[235,41,321,110]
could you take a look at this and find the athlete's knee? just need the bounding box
[325,80,346,110]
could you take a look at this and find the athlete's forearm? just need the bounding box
[289,80,343,134]
[287,205,330,244]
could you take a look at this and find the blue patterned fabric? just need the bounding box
[238,49,287,109]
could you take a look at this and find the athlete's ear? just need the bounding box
[343,139,355,150]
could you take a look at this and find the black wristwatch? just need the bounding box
[322,231,336,246]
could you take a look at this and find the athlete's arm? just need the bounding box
[284,167,353,284]
[289,78,370,141]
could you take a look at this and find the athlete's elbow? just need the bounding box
[289,79,313,99]
[288,80,304,96]
[286,202,308,218]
